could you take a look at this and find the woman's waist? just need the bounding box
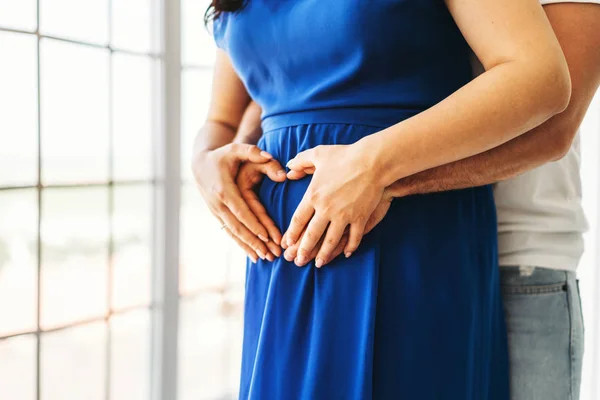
[260,107,422,133]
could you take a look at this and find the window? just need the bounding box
[1,1,599,400]
[0,1,157,399]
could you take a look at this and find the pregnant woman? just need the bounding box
[194,0,571,398]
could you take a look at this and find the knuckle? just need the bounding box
[298,248,309,256]
[215,203,228,215]
[291,215,303,226]
[229,143,241,153]
[212,185,227,201]
[308,190,320,203]
[305,230,317,241]
[245,144,258,156]
[337,210,350,221]
[229,225,242,237]
[325,237,337,246]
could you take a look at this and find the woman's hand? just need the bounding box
[281,143,387,267]
[235,159,287,261]
[283,193,393,266]
[192,143,285,261]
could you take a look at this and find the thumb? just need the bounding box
[230,143,273,163]
[365,196,393,235]
[257,160,287,182]
[286,148,316,172]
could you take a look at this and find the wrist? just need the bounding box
[356,133,400,188]
[386,178,416,198]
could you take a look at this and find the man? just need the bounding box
[195,1,600,398]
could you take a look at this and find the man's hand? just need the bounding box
[192,143,285,261]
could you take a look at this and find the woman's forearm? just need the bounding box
[387,2,600,198]
[386,112,575,197]
[364,57,571,187]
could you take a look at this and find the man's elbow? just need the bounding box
[543,57,572,116]
[545,117,578,161]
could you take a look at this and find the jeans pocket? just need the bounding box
[575,279,585,334]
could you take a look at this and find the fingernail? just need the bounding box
[316,258,324,268]
[256,250,266,260]
[260,151,272,159]
[258,234,269,242]
[277,170,286,177]
[286,238,295,248]
[250,255,258,263]
[266,253,274,262]
[295,255,306,266]
[345,252,352,258]
[272,247,282,258]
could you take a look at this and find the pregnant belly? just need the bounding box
[256,122,497,252]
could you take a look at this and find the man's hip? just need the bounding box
[500,266,584,400]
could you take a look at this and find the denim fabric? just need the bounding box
[500,266,584,400]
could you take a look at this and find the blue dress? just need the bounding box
[213,1,509,399]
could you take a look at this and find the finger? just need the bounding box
[320,235,349,267]
[365,197,393,234]
[286,148,316,172]
[286,169,311,180]
[265,240,282,259]
[315,221,347,268]
[222,185,270,243]
[344,221,367,258]
[257,160,287,182]
[224,227,259,263]
[282,200,314,249]
[230,143,273,163]
[220,207,270,260]
[295,215,329,267]
[283,226,306,262]
[242,187,283,245]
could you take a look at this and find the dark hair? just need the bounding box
[205,0,247,24]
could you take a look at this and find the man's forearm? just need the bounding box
[234,101,263,145]
[388,111,576,197]
[389,2,600,198]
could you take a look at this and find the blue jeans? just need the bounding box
[500,266,584,400]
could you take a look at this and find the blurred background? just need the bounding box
[0,1,598,399]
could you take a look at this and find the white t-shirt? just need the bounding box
[473,0,599,271]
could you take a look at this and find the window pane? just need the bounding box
[112,185,152,310]
[40,188,109,329]
[41,322,106,400]
[111,0,154,53]
[180,185,246,295]
[182,0,215,66]
[112,54,154,181]
[178,294,243,400]
[40,0,108,45]
[41,39,110,184]
[181,69,212,182]
[0,334,36,400]
[110,310,150,400]
[0,0,36,31]
[0,32,38,187]
[0,189,37,336]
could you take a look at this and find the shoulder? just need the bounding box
[212,13,230,49]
